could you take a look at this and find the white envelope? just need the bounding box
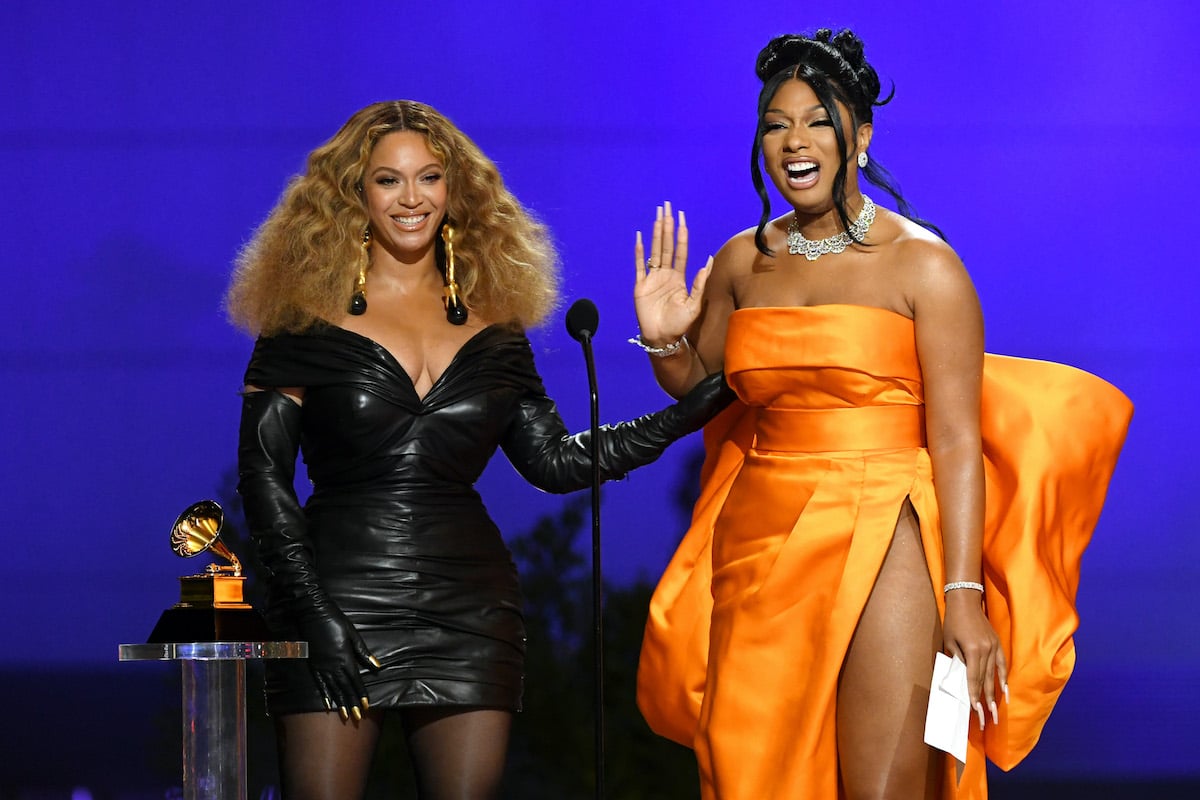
[923,652,970,765]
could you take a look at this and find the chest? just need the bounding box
[732,252,911,312]
[339,308,485,400]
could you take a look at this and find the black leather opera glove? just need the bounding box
[501,370,735,494]
[237,390,377,717]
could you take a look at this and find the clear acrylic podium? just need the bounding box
[119,640,306,800]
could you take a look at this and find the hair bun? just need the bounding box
[755,34,810,82]
[755,28,881,109]
[828,29,865,67]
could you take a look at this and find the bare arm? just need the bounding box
[911,241,1007,729]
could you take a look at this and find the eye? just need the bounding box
[420,172,443,184]
[375,176,398,186]
[810,118,833,127]
[763,121,787,133]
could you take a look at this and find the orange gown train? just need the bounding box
[636,305,1133,799]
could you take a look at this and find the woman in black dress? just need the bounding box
[225,100,728,800]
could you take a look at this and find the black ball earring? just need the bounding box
[349,226,370,315]
[441,224,468,325]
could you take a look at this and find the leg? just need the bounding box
[275,709,384,800]
[400,706,512,800]
[837,500,944,800]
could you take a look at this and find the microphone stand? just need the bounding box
[565,299,605,799]
[584,329,605,800]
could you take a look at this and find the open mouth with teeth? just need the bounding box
[785,162,819,185]
[392,213,430,227]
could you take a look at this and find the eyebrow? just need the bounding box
[765,104,827,115]
[369,162,443,174]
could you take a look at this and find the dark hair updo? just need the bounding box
[750,28,943,255]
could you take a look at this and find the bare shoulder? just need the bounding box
[884,213,975,304]
[711,225,763,274]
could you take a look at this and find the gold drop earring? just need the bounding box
[349,226,370,315]
[441,224,468,325]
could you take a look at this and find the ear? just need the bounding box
[856,122,873,157]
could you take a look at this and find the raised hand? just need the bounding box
[634,201,711,346]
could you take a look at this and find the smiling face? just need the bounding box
[760,79,871,215]
[362,130,448,264]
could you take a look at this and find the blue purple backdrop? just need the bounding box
[2,0,1196,781]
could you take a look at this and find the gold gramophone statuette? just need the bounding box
[169,499,251,609]
[147,499,270,643]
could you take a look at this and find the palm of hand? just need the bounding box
[634,269,696,342]
[634,202,708,343]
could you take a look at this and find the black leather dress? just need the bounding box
[237,323,729,714]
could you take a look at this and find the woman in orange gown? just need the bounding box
[630,29,1132,799]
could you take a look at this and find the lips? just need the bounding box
[391,212,430,229]
[784,159,819,188]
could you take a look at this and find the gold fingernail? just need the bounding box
[351,707,362,722]
[369,655,382,669]
[361,696,370,710]
[339,706,348,721]
[324,697,333,710]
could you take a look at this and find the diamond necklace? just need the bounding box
[786,195,876,261]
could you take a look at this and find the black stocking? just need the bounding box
[400,707,513,800]
[275,709,383,800]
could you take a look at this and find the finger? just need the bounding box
[661,201,675,269]
[673,209,689,272]
[332,670,367,721]
[648,206,664,268]
[689,256,714,304]
[996,646,1010,706]
[983,649,999,724]
[352,637,381,671]
[957,645,986,730]
[318,672,351,719]
[326,675,352,716]
[344,667,369,705]
[313,674,334,711]
[635,231,645,283]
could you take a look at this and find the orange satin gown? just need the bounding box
[637,305,1133,799]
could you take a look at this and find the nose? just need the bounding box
[783,125,808,152]
[398,180,420,207]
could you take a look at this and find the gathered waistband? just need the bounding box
[753,405,925,453]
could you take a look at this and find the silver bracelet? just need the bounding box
[628,333,686,358]
[943,581,984,594]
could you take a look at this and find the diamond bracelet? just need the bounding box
[943,581,984,594]
[628,334,686,358]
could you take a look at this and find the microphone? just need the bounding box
[566,298,599,342]
[565,297,605,799]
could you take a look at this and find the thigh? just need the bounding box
[400,706,513,800]
[837,500,944,800]
[275,708,384,800]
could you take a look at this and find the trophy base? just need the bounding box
[147,605,273,644]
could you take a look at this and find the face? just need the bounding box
[760,79,871,212]
[362,130,448,263]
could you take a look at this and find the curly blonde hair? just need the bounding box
[226,101,560,335]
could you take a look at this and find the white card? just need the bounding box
[923,652,970,765]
